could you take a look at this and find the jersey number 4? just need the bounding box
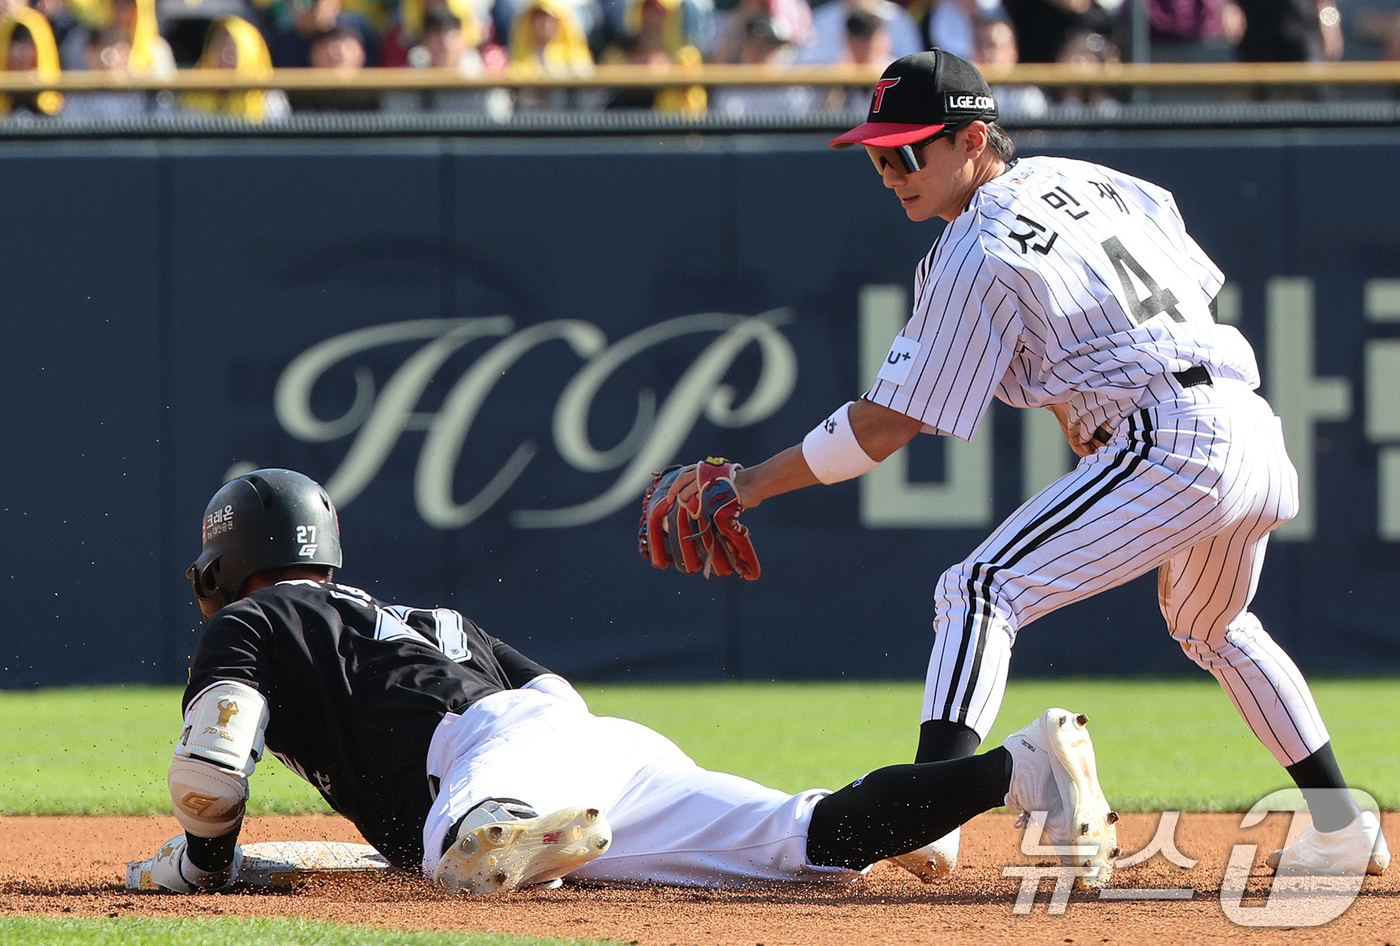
[1101,236,1185,325]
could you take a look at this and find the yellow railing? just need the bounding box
[0,60,1398,93]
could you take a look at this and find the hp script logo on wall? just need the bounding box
[269,314,797,530]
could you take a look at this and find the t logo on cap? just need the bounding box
[829,49,998,151]
[871,77,901,112]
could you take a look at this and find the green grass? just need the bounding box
[0,917,619,946]
[0,678,1394,815]
[0,687,331,815]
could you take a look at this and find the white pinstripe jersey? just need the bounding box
[865,156,1260,445]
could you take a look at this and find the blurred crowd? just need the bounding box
[2,0,1398,120]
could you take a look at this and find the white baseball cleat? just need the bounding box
[1003,708,1118,889]
[1265,810,1390,877]
[890,827,959,882]
[432,800,613,896]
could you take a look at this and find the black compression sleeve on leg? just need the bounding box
[806,747,1013,871]
[1286,741,1362,833]
[185,827,240,872]
[914,719,982,763]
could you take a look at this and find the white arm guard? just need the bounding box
[168,681,269,838]
[522,672,588,711]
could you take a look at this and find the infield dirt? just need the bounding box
[1,813,1395,945]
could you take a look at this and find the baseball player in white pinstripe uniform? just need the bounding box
[668,49,1389,881]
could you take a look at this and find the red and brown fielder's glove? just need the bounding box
[637,459,760,580]
[693,458,760,580]
[638,465,705,575]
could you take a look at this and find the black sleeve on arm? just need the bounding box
[183,610,274,710]
[484,631,553,688]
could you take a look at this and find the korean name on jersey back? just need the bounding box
[980,157,1223,331]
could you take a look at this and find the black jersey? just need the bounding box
[183,579,550,870]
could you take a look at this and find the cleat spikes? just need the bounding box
[433,806,613,896]
[1003,708,1116,890]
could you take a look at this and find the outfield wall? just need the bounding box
[3,129,1399,687]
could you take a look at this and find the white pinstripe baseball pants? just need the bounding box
[923,378,1329,766]
[421,688,862,886]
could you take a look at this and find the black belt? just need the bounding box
[1091,366,1212,444]
[1172,365,1213,389]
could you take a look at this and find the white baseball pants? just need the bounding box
[923,378,1330,766]
[420,687,861,886]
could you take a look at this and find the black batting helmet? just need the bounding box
[187,468,343,611]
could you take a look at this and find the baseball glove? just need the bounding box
[638,459,760,580]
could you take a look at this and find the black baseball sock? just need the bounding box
[806,747,1013,870]
[185,827,240,873]
[1286,742,1362,833]
[914,718,982,763]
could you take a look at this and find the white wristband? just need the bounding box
[802,401,880,484]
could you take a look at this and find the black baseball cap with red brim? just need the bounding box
[830,49,998,149]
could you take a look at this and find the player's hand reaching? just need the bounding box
[662,459,761,511]
[638,459,760,580]
[133,835,241,893]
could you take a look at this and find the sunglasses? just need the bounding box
[881,118,980,175]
